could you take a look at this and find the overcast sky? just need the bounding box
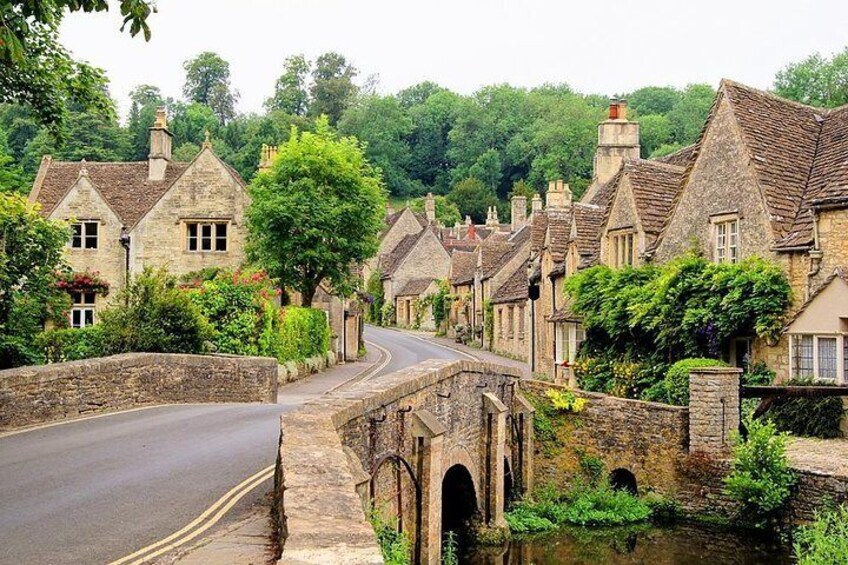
[60,0,848,120]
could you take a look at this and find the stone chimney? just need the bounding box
[148,107,173,181]
[258,144,279,174]
[593,98,640,186]
[386,205,396,217]
[546,180,572,209]
[511,194,527,231]
[486,206,500,227]
[531,193,543,215]
[425,192,436,224]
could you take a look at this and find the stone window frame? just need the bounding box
[507,306,515,339]
[184,220,229,253]
[789,333,847,384]
[498,307,505,339]
[70,291,96,328]
[608,227,635,269]
[710,212,740,264]
[69,220,99,250]
[518,305,525,341]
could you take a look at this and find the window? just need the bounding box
[791,334,846,383]
[186,222,228,252]
[498,307,504,338]
[609,232,634,268]
[70,222,98,249]
[555,322,585,365]
[714,218,739,264]
[70,292,95,328]
[518,306,525,340]
[507,306,514,339]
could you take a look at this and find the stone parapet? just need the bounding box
[0,353,278,430]
[688,367,741,457]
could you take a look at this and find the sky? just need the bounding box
[59,0,848,120]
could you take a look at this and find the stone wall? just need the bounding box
[0,353,278,430]
[492,301,529,361]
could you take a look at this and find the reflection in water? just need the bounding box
[465,522,793,565]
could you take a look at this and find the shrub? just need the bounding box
[98,267,212,355]
[37,325,104,362]
[794,504,848,565]
[369,508,411,565]
[504,503,557,534]
[765,379,845,439]
[573,357,614,393]
[561,485,652,526]
[724,417,796,527]
[277,306,331,362]
[365,269,384,325]
[665,358,727,405]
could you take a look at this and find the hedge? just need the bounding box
[664,358,727,405]
[277,306,331,362]
[37,326,104,363]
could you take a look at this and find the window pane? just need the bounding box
[84,309,94,327]
[215,223,227,251]
[71,292,82,305]
[818,337,837,380]
[201,224,212,238]
[83,292,95,305]
[71,224,82,248]
[793,335,814,378]
[72,309,82,328]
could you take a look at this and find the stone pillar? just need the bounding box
[425,192,436,224]
[482,392,507,527]
[511,195,527,231]
[411,410,446,565]
[840,397,848,438]
[688,367,742,457]
[513,394,535,496]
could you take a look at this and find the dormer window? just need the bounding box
[186,221,228,252]
[71,222,98,249]
[712,215,739,264]
[609,231,634,268]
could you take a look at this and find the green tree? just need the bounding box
[169,101,219,147]
[0,193,70,368]
[447,177,498,224]
[246,117,386,306]
[627,86,681,116]
[266,54,310,115]
[182,52,239,124]
[0,134,28,193]
[397,81,445,108]
[666,84,714,145]
[0,0,154,131]
[338,95,415,197]
[309,52,358,125]
[57,112,131,162]
[409,194,461,226]
[406,89,463,193]
[127,84,166,159]
[638,114,672,158]
[774,47,848,108]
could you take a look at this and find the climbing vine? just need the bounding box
[365,269,385,325]
[483,300,494,350]
[418,279,453,335]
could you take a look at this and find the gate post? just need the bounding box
[411,410,446,565]
[482,393,507,527]
[688,367,742,457]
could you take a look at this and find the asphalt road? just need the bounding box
[0,326,466,565]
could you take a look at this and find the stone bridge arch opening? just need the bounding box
[441,464,478,543]
[503,457,514,506]
[609,468,638,495]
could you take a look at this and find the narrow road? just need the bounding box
[0,326,467,565]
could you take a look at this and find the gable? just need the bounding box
[654,95,774,263]
[788,275,848,334]
[48,174,122,227]
[380,208,425,257]
[605,175,641,234]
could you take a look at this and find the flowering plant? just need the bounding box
[55,270,110,295]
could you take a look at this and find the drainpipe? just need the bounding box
[342,307,348,363]
[119,226,131,289]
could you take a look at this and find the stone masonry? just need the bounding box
[688,367,741,456]
[0,353,278,430]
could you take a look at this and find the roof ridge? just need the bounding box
[720,78,830,114]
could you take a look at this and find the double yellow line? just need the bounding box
[108,465,275,565]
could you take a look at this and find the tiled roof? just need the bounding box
[547,210,572,263]
[490,261,529,304]
[450,250,477,285]
[396,278,435,297]
[530,211,548,253]
[32,158,191,227]
[379,231,422,277]
[624,159,687,247]
[480,225,531,280]
[721,80,824,244]
[385,208,428,231]
[548,297,582,323]
[572,203,605,266]
[654,144,697,167]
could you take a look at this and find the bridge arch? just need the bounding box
[441,464,478,540]
[609,468,638,495]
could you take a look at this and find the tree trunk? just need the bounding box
[301,282,318,307]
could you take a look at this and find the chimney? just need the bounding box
[486,206,500,227]
[148,107,173,181]
[531,193,543,215]
[511,194,527,231]
[592,98,639,186]
[453,220,462,238]
[425,192,436,224]
[546,180,572,209]
[386,204,396,217]
[258,144,279,174]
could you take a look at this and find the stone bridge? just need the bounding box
[274,359,533,565]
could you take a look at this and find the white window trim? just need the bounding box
[555,322,585,365]
[789,333,846,384]
[608,230,635,269]
[712,216,739,264]
[70,221,99,250]
[70,292,96,328]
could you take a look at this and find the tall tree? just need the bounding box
[627,86,682,116]
[127,84,166,159]
[266,54,310,115]
[0,134,28,193]
[309,52,358,125]
[447,177,498,224]
[0,0,154,131]
[666,84,714,145]
[774,48,848,108]
[246,117,386,306]
[182,52,239,124]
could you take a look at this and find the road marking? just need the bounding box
[108,465,275,565]
[399,331,480,361]
[325,340,391,393]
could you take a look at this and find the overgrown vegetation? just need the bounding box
[724,418,797,528]
[369,508,411,565]
[664,358,728,405]
[793,504,848,564]
[418,279,453,335]
[526,387,587,456]
[365,269,385,325]
[765,379,846,439]
[483,300,494,350]
[566,254,791,402]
